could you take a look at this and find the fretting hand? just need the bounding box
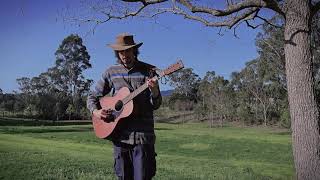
[147,77,160,98]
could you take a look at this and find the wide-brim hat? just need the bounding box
[108,33,143,51]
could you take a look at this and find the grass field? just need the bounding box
[0,122,294,180]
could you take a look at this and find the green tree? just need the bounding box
[54,34,92,117]
[238,59,275,126]
[254,22,289,126]
[254,17,320,126]
[196,71,215,120]
[23,104,37,117]
[16,77,33,113]
[0,88,3,110]
[17,74,55,119]
[66,104,76,120]
[80,106,90,120]
[16,77,32,94]
[16,34,92,120]
[210,76,234,127]
[198,71,235,127]
[168,68,200,102]
[230,71,255,124]
[1,94,15,115]
[167,68,200,112]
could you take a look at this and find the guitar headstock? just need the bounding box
[160,60,184,77]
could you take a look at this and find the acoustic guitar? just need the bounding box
[92,60,184,139]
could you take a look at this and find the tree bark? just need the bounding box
[263,104,267,126]
[284,1,320,179]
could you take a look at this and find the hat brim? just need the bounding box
[107,42,143,51]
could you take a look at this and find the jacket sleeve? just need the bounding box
[150,86,162,110]
[87,69,113,114]
[147,66,162,110]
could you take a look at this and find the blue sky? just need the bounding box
[0,0,262,93]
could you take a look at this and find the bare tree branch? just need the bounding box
[245,20,261,29]
[126,0,284,30]
[233,23,241,38]
[96,0,167,21]
[218,27,224,36]
[123,0,168,5]
[263,0,285,16]
[176,0,284,17]
[64,0,169,31]
[67,0,285,33]
[256,15,283,28]
[172,5,259,29]
[245,14,283,29]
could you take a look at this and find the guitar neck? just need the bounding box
[121,60,183,105]
[122,76,160,105]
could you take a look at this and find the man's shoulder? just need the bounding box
[136,60,156,70]
[105,64,126,73]
[108,63,123,69]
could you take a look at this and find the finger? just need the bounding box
[101,110,107,115]
[147,79,152,86]
[100,114,107,119]
[148,83,154,88]
[147,78,156,82]
[150,78,158,85]
[101,109,108,112]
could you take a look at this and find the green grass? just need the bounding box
[0,123,294,180]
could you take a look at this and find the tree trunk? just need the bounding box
[263,104,267,127]
[221,114,226,128]
[210,112,213,128]
[284,1,320,179]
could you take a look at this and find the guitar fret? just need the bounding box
[122,83,148,104]
[122,77,159,105]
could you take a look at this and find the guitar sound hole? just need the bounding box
[115,100,123,111]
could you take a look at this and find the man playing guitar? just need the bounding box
[87,33,161,180]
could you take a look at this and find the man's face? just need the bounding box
[118,48,135,66]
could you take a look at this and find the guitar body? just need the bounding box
[92,87,133,139]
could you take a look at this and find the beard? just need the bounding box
[121,57,135,68]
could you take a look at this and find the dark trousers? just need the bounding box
[113,142,157,180]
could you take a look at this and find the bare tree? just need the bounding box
[69,0,320,179]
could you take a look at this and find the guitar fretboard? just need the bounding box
[122,76,160,105]
[120,60,183,105]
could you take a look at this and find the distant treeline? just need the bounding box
[163,20,320,128]
[1,21,320,128]
[0,34,92,121]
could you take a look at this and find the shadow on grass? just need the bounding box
[0,118,91,127]
[0,126,93,134]
[155,112,194,124]
[271,131,292,136]
[154,127,173,131]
